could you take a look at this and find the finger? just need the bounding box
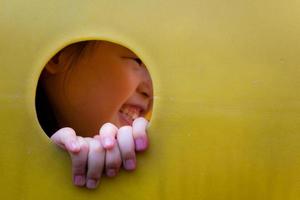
[99,123,118,149]
[85,138,105,189]
[132,117,149,151]
[70,136,89,187]
[117,126,136,171]
[50,127,80,153]
[105,142,122,177]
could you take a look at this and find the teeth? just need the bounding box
[120,106,141,121]
[132,112,138,119]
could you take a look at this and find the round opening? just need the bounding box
[35,40,153,137]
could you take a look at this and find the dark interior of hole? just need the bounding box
[36,79,59,137]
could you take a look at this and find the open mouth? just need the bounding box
[118,104,145,126]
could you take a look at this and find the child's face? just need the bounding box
[44,41,153,136]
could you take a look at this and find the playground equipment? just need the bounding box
[0,0,299,199]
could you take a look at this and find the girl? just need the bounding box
[36,41,153,189]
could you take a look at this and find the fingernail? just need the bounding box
[73,175,85,186]
[135,138,146,151]
[86,179,98,189]
[104,138,113,148]
[106,169,116,177]
[124,159,136,170]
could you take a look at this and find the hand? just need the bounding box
[98,117,149,172]
[51,128,105,189]
[50,117,149,189]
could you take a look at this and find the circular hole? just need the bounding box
[35,40,153,137]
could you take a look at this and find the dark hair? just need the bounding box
[35,41,92,137]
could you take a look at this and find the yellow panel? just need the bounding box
[1,0,300,199]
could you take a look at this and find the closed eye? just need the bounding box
[133,58,142,65]
[122,56,143,66]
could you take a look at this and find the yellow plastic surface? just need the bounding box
[1,0,300,199]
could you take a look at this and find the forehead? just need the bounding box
[90,41,138,57]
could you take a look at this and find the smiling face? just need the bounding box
[41,41,153,137]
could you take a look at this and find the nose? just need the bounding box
[137,69,153,99]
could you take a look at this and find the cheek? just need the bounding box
[62,63,139,125]
[100,66,140,101]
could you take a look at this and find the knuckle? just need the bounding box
[77,139,89,153]
[132,119,148,137]
[119,126,132,132]
[93,135,101,141]
[73,163,86,173]
[87,172,101,180]
[100,123,118,134]
[122,152,136,161]
[61,127,76,136]
[81,143,89,152]
[102,122,114,128]
[107,158,122,169]
[117,126,132,137]
[133,117,148,126]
